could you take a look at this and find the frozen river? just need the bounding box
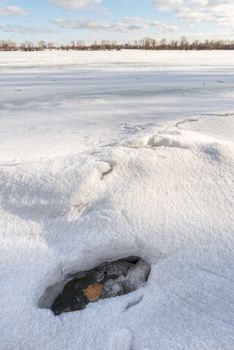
[1,51,234,162]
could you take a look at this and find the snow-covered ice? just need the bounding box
[0,51,234,349]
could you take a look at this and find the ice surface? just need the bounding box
[0,51,233,350]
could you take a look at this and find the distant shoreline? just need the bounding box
[1,37,234,51]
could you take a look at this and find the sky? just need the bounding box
[0,0,234,44]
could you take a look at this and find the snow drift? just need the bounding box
[0,51,233,350]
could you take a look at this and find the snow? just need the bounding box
[108,329,133,350]
[0,50,234,349]
[1,50,234,72]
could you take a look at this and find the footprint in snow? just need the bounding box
[122,134,189,150]
[68,160,115,219]
[108,329,133,350]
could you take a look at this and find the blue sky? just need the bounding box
[0,0,234,43]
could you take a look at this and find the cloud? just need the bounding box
[154,0,184,12]
[0,24,53,34]
[0,5,27,16]
[54,17,178,33]
[96,7,111,16]
[153,0,234,28]
[49,0,102,10]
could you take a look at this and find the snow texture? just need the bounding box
[108,329,133,350]
[0,51,234,350]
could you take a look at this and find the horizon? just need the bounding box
[0,1,234,44]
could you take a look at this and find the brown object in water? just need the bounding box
[83,283,103,302]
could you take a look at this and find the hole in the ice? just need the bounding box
[39,256,151,316]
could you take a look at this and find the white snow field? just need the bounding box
[0,50,234,350]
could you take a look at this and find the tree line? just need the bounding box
[1,37,234,51]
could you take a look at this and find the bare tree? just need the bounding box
[1,36,234,51]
